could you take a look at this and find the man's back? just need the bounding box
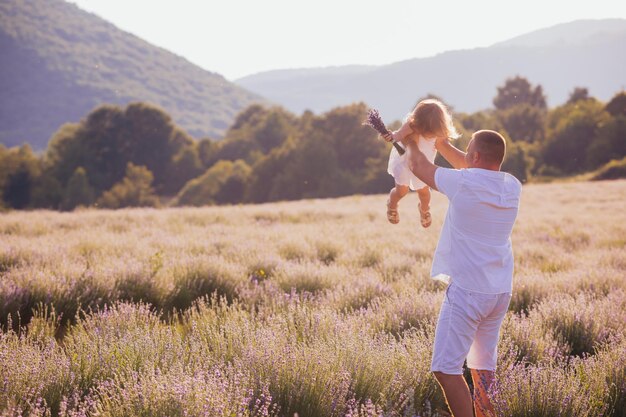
[432,167,522,293]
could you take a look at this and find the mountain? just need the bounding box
[236,19,626,120]
[0,0,265,149]
[493,19,626,48]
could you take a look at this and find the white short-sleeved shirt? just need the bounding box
[432,167,522,293]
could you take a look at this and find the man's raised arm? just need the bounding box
[435,137,468,169]
[404,141,439,191]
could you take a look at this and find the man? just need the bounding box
[384,129,522,417]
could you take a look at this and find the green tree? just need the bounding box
[77,104,127,192]
[61,167,95,210]
[244,103,400,202]
[312,103,383,173]
[214,161,252,204]
[605,91,626,117]
[360,147,394,194]
[123,103,196,194]
[175,160,251,206]
[215,104,269,163]
[97,163,159,209]
[3,167,32,209]
[165,145,204,193]
[497,104,546,142]
[213,106,297,165]
[229,104,268,130]
[254,111,293,153]
[0,145,11,192]
[262,103,385,200]
[44,123,86,187]
[45,102,195,196]
[591,157,626,180]
[211,136,261,165]
[216,103,385,203]
[502,141,533,183]
[197,138,218,168]
[493,76,547,110]
[458,111,505,133]
[586,116,626,169]
[493,77,547,143]
[245,143,295,203]
[30,174,63,209]
[0,145,41,209]
[270,138,344,201]
[567,87,590,104]
[541,99,611,174]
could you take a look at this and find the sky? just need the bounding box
[71,0,626,81]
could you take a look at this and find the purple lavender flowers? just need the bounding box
[363,109,405,155]
[363,109,391,136]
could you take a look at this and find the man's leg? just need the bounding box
[471,369,495,417]
[431,284,479,417]
[432,372,474,417]
[466,292,511,417]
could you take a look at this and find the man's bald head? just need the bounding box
[471,130,506,168]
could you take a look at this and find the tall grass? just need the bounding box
[1,180,625,416]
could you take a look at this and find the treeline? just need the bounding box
[0,101,392,210]
[1,76,625,210]
[457,77,626,182]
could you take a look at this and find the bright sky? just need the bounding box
[71,0,626,81]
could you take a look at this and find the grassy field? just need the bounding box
[1,180,625,417]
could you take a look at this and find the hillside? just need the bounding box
[236,19,626,119]
[0,0,265,149]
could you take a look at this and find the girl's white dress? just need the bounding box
[387,135,438,190]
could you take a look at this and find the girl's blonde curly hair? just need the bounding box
[407,99,459,140]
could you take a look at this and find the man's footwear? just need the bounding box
[387,199,400,224]
[419,203,432,228]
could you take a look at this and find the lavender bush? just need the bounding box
[1,180,626,416]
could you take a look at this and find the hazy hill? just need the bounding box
[0,0,264,149]
[236,19,626,120]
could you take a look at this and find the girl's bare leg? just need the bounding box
[417,186,432,228]
[387,184,409,224]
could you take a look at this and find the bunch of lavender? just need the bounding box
[363,109,405,155]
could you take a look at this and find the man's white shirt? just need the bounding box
[432,167,522,293]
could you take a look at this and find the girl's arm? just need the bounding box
[392,120,415,143]
[382,120,417,150]
[435,137,468,169]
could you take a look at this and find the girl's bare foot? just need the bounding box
[387,199,400,224]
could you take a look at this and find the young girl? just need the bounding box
[384,99,458,227]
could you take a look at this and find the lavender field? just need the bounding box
[1,180,625,417]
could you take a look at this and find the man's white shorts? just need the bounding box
[431,283,511,375]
